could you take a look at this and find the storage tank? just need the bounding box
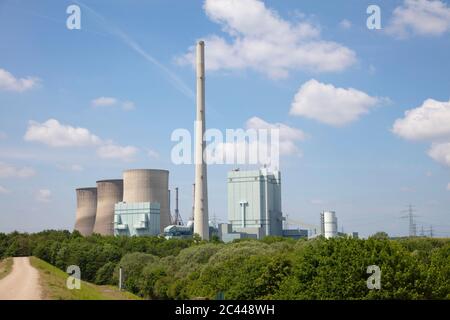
[324,211,338,239]
[74,187,97,236]
[123,169,170,232]
[93,179,123,235]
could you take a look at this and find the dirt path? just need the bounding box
[0,257,42,300]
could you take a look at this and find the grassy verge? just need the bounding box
[0,257,13,280]
[30,257,140,300]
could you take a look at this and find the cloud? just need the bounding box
[0,185,10,194]
[339,19,352,29]
[24,119,102,147]
[386,0,450,38]
[392,98,450,140]
[147,149,160,159]
[0,131,7,140]
[289,79,381,126]
[207,117,306,167]
[428,142,450,166]
[176,0,356,79]
[246,116,306,156]
[122,101,135,111]
[35,189,51,203]
[24,119,139,162]
[57,164,84,172]
[91,97,118,107]
[91,97,135,110]
[447,183,450,191]
[0,68,40,92]
[97,144,138,161]
[0,161,36,178]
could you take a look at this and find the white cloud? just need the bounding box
[35,189,51,203]
[57,164,84,172]
[97,143,138,161]
[0,161,36,178]
[91,96,118,107]
[289,79,380,126]
[246,116,306,156]
[0,185,10,194]
[339,19,352,29]
[91,97,135,111]
[24,119,102,147]
[147,149,159,159]
[447,182,450,190]
[122,101,135,111]
[0,68,40,92]
[428,142,450,166]
[386,0,450,38]
[24,119,140,162]
[209,117,306,167]
[392,99,450,141]
[177,0,356,79]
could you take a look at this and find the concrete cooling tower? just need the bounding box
[74,187,97,236]
[93,179,123,235]
[123,169,170,232]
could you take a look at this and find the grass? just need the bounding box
[29,257,140,300]
[0,257,14,280]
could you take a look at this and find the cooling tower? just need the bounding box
[74,187,97,236]
[123,169,170,232]
[93,179,123,235]
[324,211,338,239]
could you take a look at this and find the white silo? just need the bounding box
[74,187,97,236]
[122,169,170,232]
[323,211,338,239]
[93,179,123,236]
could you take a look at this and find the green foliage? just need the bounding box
[1,230,449,300]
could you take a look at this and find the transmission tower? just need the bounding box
[172,187,183,226]
[400,204,419,237]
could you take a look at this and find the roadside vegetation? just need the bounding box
[29,257,139,300]
[0,257,13,280]
[1,230,449,299]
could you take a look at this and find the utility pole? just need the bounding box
[119,267,123,291]
[400,204,418,237]
[429,225,434,238]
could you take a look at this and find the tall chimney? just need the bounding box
[194,41,209,240]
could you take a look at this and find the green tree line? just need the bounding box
[0,230,448,299]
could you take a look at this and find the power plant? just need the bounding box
[93,179,123,236]
[74,187,97,236]
[73,40,359,241]
[123,169,170,232]
[193,40,209,240]
[75,170,171,236]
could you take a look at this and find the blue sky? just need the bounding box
[1,0,450,237]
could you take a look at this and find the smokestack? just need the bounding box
[174,187,181,225]
[194,40,209,240]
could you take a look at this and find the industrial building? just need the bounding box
[224,168,283,240]
[74,187,97,236]
[114,202,160,236]
[92,179,123,236]
[74,169,171,237]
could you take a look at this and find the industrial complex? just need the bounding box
[74,41,358,241]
